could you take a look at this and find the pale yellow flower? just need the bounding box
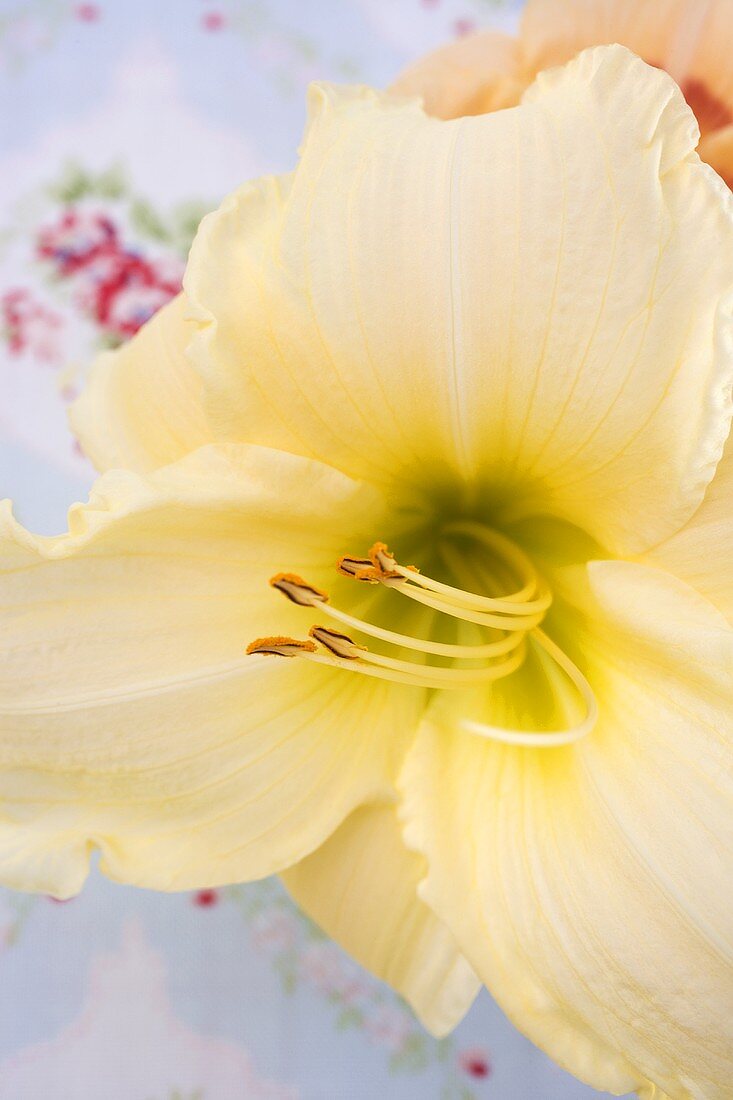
[394,0,733,188]
[2,45,732,1099]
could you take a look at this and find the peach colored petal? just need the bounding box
[390,30,526,120]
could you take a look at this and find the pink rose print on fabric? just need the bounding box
[459,1046,492,1080]
[202,11,226,32]
[249,909,298,952]
[193,887,219,908]
[364,1005,414,1053]
[0,288,63,363]
[299,941,372,1006]
[37,207,183,341]
[222,882,492,1088]
[0,921,298,1100]
[74,4,101,22]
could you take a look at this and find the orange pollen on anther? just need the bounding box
[336,555,382,582]
[245,636,317,658]
[367,541,417,578]
[308,625,365,660]
[270,573,329,607]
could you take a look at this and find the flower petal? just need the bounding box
[282,801,480,1036]
[0,445,422,897]
[186,48,733,553]
[647,429,733,623]
[69,294,211,474]
[399,562,733,1097]
[390,30,525,119]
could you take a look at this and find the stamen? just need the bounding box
[246,636,317,658]
[387,580,547,630]
[342,636,527,686]
[368,542,417,579]
[293,650,450,689]
[298,636,527,690]
[444,521,540,600]
[309,625,366,660]
[271,573,328,607]
[367,538,551,617]
[306,625,526,687]
[336,556,382,582]
[269,573,524,658]
[249,526,597,749]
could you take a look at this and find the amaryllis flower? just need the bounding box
[395,0,733,187]
[1,47,732,1099]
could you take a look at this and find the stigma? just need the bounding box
[247,523,597,748]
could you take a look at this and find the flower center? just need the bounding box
[247,522,597,748]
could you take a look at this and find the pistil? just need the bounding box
[460,629,598,748]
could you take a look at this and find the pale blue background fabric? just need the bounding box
[0,1,634,1096]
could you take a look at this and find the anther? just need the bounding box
[367,542,412,579]
[338,547,411,588]
[246,636,317,658]
[309,626,366,660]
[270,573,329,607]
[336,556,381,582]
